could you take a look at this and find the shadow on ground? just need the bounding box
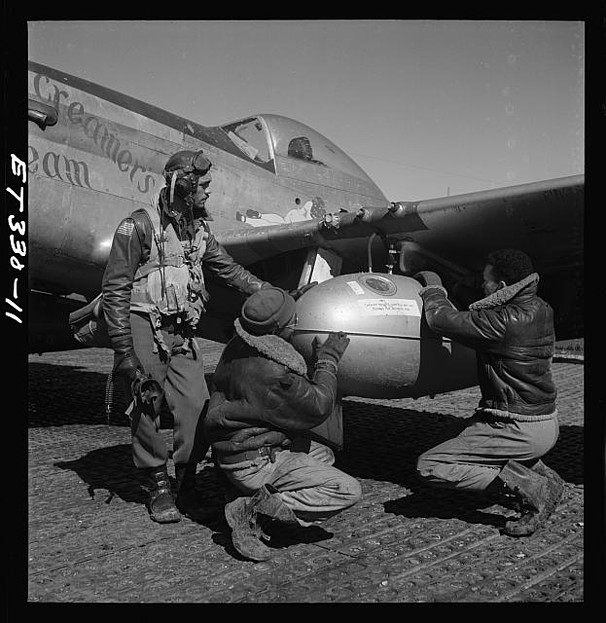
[383,488,513,530]
[28,362,213,429]
[54,441,338,561]
[55,444,228,527]
[338,401,583,487]
[29,363,130,427]
[34,362,582,532]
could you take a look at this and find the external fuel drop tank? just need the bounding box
[291,273,478,399]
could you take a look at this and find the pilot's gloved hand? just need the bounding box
[414,271,443,288]
[111,334,144,382]
[315,331,350,364]
[289,281,318,300]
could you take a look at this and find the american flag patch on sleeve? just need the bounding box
[116,221,135,236]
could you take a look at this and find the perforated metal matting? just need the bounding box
[26,345,585,603]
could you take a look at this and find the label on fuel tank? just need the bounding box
[356,298,421,316]
[346,281,365,295]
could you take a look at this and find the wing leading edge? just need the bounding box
[218,175,583,275]
[217,175,583,339]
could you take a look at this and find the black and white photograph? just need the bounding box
[9,18,592,604]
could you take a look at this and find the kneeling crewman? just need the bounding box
[414,249,564,537]
[204,287,362,561]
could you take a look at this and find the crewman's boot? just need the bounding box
[253,483,299,526]
[224,491,273,562]
[530,459,565,486]
[497,460,564,537]
[484,474,523,512]
[174,462,205,517]
[143,465,181,524]
[485,459,565,511]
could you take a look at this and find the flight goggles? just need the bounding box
[164,150,212,178]
[185,151,212,175]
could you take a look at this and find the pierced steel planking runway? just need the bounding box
[27,343,584,603]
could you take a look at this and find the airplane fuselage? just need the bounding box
[28,61,389,300]
[25,57,583,424]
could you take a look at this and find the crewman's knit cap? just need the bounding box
[239,287,296,336]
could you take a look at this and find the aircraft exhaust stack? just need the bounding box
[291,273,478,399]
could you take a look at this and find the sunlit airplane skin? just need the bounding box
[27,61,583,401]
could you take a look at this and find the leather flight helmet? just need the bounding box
[164,150,211,177]
[163,150,212,202]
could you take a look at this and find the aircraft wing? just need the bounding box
[218,174,583,274]
[382,175,584,278]
[214,174,583,339]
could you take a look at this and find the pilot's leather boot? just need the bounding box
[497,460,564,537]
[143,465,181,524]
[174,462,205,517]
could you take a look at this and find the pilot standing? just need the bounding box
[413,249,564,537]
[204,287,362,562]
[102,150,279,524]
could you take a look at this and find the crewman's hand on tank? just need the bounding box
[414,271,443,288]
[316,331,350,363]
[289,281,318,300]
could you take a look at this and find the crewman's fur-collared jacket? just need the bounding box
[203,319,339,454]
[419,273,557,420]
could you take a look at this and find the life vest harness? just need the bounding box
[130,197,209,357]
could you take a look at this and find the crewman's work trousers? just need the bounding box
[127,312,210,470]
[218,441,362,525]
[416,411,559,491]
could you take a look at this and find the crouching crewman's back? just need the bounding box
[204,286,361,562]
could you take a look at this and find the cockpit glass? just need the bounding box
[219,114,384,198]
[220,117,272,164]
[261,114,376,183]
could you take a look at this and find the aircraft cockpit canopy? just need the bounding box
[221,117,273,164]
[220,114,379,188]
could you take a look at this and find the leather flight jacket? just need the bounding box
[101,190,269,343]
[419,273,557,418]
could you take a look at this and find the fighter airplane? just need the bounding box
[26,60,584,402]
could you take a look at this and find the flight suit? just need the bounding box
[102,188,270,470]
